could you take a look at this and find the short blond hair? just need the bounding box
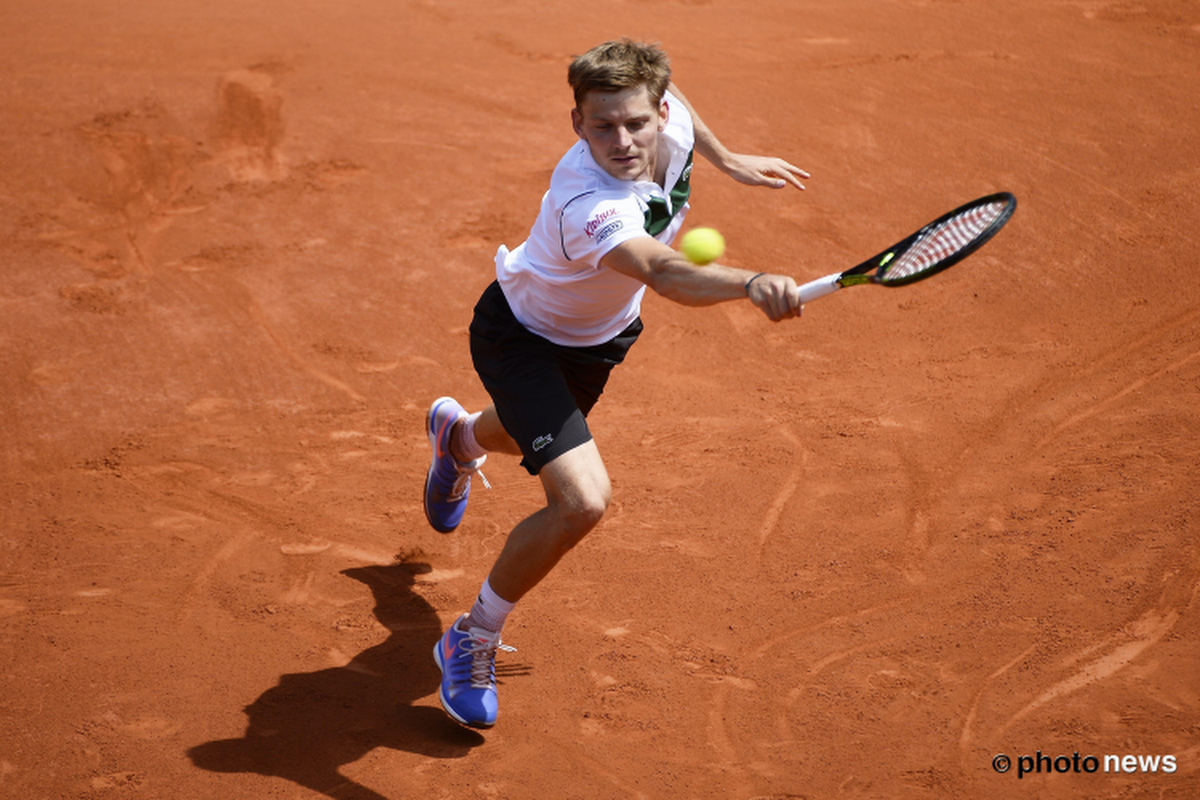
[568,39,672,108]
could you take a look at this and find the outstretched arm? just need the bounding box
[668,82,810,191]
[602,236,801,322]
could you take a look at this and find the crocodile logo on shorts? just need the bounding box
[532,434,554,452]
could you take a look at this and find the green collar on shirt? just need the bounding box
[643,150,693,236]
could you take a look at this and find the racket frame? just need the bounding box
[797,191,1016,304]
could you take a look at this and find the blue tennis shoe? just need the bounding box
[424,397,486,533]
[433,615,513,728]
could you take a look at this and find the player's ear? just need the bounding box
[658,98,669,131]
[571,107,585,140]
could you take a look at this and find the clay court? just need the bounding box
[2,1,1198,798]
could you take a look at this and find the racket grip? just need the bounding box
[797,273,842,304]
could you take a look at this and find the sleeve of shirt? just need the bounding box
[558,191,649,268]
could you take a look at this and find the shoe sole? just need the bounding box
[432,637,495,729]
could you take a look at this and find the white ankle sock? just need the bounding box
[452,411,488,463]
[465,577,514,633]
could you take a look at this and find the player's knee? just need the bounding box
[557,485,610,544]
[542,443,611,546]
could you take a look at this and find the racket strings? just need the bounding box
[882,200,1009,281]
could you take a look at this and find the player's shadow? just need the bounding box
[187,562,483,800]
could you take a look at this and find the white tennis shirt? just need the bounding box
[495,91,695,347]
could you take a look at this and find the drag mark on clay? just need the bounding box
[243,294,366,403]
[1035,346,1200,451]
[804,635,905,677]
[758,468,803,549]
[771,634,906,744]
[1067,306,1200,383]
[756,423,808,552]
[705,682,758,798]
[704,593,932,780]
[958,643,1039,751]
[960,574,1200,747]
[176,528,258,624]
[997,591,1194,737]
[746,592,925,664]
[564,751,652,800]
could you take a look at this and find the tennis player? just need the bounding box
[425,39,808,728]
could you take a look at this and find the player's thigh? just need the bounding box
[538,439,611,525]
[540,439,610,505]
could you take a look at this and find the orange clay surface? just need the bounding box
[2,2,1199,798]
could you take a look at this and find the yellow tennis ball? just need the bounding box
[680,227,725,265]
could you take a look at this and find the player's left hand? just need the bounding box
[723,154,810,190]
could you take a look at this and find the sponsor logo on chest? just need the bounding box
[584,208,619,238]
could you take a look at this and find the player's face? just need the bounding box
[571,85,668,183]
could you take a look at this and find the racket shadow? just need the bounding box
[187,562,484,799]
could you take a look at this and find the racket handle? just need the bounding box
[797,272,843,304]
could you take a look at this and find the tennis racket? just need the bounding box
[798,192,1016,304]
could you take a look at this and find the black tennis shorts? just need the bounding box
[469,281,642,475]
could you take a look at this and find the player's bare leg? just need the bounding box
[432,437,610,729]
[442,407,610,593]
[486,440,611,602]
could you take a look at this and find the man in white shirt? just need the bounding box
[425,39,809,729]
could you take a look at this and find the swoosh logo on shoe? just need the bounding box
[432,402,453,458]
[435,421,450,458]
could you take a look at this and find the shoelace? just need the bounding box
[447,458,490,500]
[460,634,516,689]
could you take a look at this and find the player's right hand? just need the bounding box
[747,274,802,321]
